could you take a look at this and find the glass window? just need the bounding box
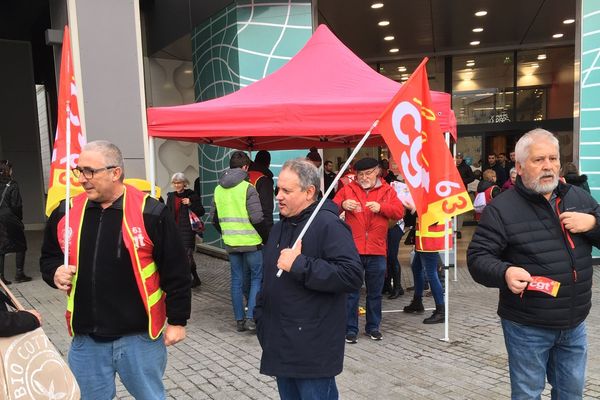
[516,47,574,121]
[378,57,445,91]
[452,53,514,124]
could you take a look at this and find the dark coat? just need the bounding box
[166,189,205,249]
[457,161,475,186]
[0,291,39,337]
[0,180,26,255]
[467,177,600,329]
[255,200,363,378]
[564,173,591,194]
[248,163,275,238]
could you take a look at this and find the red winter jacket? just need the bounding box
[333,179,404,255]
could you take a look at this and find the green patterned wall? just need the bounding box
[192,0,313,248]
[580,0,600,256]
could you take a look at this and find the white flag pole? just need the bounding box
[452,139,458,282]
[149,137,156,197]
[441,131,450,342]
[64,100,71,268]
[276,120,379,277]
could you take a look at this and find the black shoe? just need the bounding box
[236,320,247,332]
[456,231,462,239]
[0,275,11,285]
[366,331,383,341]
[14,273,31,283]
[423,305,445,324]
[345,333,357,344]
[246,319,256,331]
[388,286,404,299]
[403,298,425,313]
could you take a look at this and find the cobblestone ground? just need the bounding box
[7,228,600,399]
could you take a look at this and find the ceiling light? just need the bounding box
[531,63,539,68]
[371,2,384,9]
[398,66,407,72]
[401,73,409,77]
[183,69,193,74]
[553,33,564,39]
[537,54,547,60]
[563,18,575,24]
[466,62,475,67]
[384,35,395,41]
[466,59,475,63]
[475,10,487,17]
[470,40,480,46]
[378,20,390,26]
[401,76,409,81]
[472,27,484,33]
[389,48,399,53]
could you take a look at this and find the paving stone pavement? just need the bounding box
[6,228,600,399]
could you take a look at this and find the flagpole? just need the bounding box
[441,131,450,342]
[149,137,156,197]
[64,100,71,268]
[276,120,379,277]
[452,139,458,282]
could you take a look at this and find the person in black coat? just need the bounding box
[255,159,362,399]
[166,172,205,288]
[561,162,591,193]
[0,288,41,336]
[467,129,600,399]
[0,161,30,284]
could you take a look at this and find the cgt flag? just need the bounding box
[46,26,85,216]
[376,58,472,229]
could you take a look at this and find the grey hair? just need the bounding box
[82,140,125,181]
[509,167,517,176]
[171,172,189,185]
[282,158,320,200]
[514,129,559,165]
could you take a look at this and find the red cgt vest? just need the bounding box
[57,184,166,339]
[416,221,453,252]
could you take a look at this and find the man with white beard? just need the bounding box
[467,128,600,399]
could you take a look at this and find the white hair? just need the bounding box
[171,172,189,185]
[514,129,559,165]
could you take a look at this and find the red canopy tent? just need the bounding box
[146,25,455,150]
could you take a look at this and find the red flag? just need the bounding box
[376,58,472,229]
[46,26,86,216]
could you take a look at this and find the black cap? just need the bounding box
[353,157,379,171]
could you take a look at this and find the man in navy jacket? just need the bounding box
[255,158,362,400]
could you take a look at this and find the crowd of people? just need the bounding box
[0,128,598,399]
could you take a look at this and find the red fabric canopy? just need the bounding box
[147,25,455,151]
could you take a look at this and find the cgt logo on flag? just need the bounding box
[377,58,472,229]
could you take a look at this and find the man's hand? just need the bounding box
[25,310,42,325]
[342,199,360,212]
[365,201,381,213]
[277,241,302,272]
[505,266,532,294]
[559,212,597,234]
[164,324,186,346]
[53,265,77,292]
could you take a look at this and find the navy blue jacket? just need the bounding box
[468,177,600,329]
[255,200,363,378]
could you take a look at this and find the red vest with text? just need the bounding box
[248,170,265,187]
[57,184,166,339]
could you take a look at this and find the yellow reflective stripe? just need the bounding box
[148,288,164,307]
[142,262,157,280]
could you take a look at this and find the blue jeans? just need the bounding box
[412,251,444,306]
[68,333,167,399]
[347,255,386,334]
[501,319,587,400]
[277,377,339,400]
[229,250,263,320]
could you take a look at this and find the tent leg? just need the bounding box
[149,137,156,198]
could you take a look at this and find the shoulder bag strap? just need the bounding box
[0,278,24,310]
[0,181,10,208]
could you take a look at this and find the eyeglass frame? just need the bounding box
[356,167,379,178]
[71,165,117,179]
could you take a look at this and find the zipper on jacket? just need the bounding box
[554,199,577,282]
[91,209,105,333]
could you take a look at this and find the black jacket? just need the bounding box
[166,189,205,249]
[0,290,39,337]
[484,163,508,187]
[476,180,501,199]
[40,195,191,337]
[564,173,591,194]
[457,161,475,186]
[255,200,363,378]
[0,180,26,254]
[248,163,275,239]
[467,177,600,329]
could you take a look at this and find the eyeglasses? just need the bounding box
[356,167,378,178]
[72,166,117,179]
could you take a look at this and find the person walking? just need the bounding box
[40,140,191,399]
[255,158,362,400]
[166,172,205,288]
[0,161,31,284]
[468,129,600,399]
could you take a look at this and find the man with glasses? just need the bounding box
[40,140,191,399]
[334,157,404,343]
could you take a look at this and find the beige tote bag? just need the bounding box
[0,280,80,399]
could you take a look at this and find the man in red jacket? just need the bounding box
[334,157,404,343]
